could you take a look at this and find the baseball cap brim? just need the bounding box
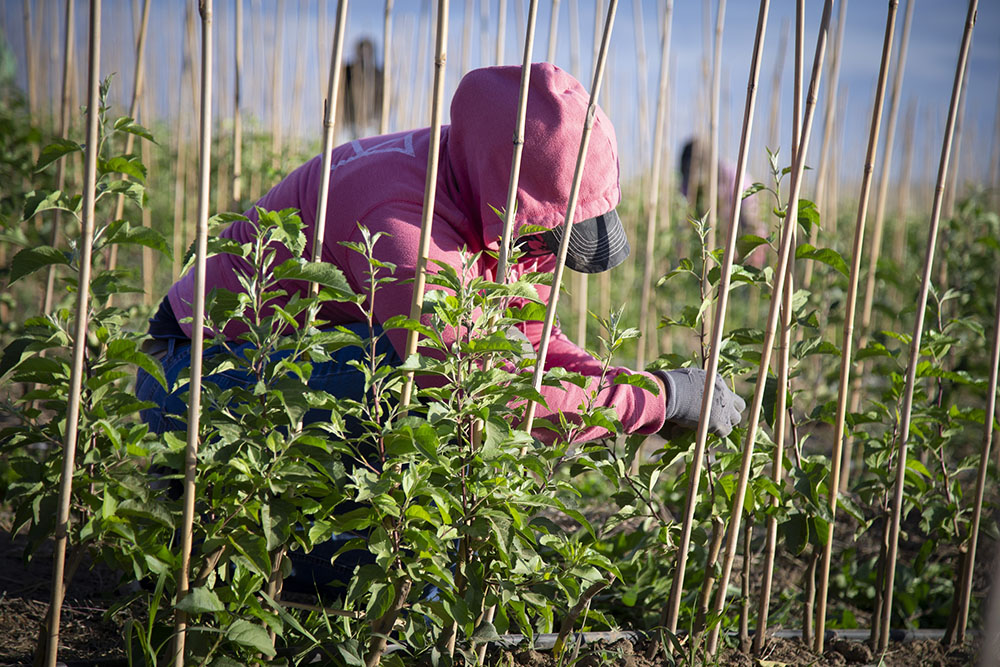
[540,209,630,273]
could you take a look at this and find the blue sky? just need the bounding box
[3,0,998,189]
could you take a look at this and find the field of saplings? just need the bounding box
[1,0,999,665]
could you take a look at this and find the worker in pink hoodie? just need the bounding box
[136,63,745,446]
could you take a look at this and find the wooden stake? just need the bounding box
[495,0,539,283]
[399,0,451,410]
[173,0,213,663]
[843,0,914,493]
[42,0,76,314]
[522,0,619,433]
[310,0,350,294]
[891,99,917,270]
[380,0,394,134]
[703,1,831,654]
[754,4,803,653]
[765,17,788,158]
[706,0,725,257]
[269,0,283,170]
[636,0,673,369]
[803,0,846,291]
[108,0,152,277]
[813,2,899,653]
[878,0,978,651]
[496,0,508,64]
[546,0,561,63]
[233,0,244,206]
[662,0,771,637]
[44,2,100,664]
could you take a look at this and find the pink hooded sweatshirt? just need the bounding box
[167,63,667,442]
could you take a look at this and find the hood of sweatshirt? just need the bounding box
[445,63,622,254]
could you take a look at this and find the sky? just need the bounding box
[2,0,999,191]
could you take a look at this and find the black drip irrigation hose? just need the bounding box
[48,627,968,666]
[489,627,961,650]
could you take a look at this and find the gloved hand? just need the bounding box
[653,368,746,438]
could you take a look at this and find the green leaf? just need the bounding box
[0,338,35,378]
[35,138,83,172]
[104,222,171,257]
[175,587,225,614]
[9,246,71,284]
[795,243,848,277]
[612,372,659,394]
[226,619,276,657]
[113,116,157,143]
[471,620,502,643]
[101,155,147,182]
[273,259,356,298]
[23,190,80,220]
[737,234,769,258]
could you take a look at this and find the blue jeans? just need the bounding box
[134,322,401,435]
[134,322,401,598]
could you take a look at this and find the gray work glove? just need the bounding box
[653,368,747,438]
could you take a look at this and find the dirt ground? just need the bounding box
[494,635,980,667]
[0,517,988,666]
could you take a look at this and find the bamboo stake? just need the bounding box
[108,0,152,277]
[380,0,394,134]
[522,0,618,433]
[703,1,831,653]
[495,0,539,283]
[567,0,579,78]
[269,0,283,170]
[173,0,213,663]
[43,2,100,664]
[891,100,917,270]
[140,88,154,306]
[813,2,899,654]
[461,0,473,76]
[878,0,978,652]
[574,0,607,348]
[943,54,971,222]
[802,0,846,291]
[753,3,803,653]
[705,0,725,257]
[309,0,349,293]
[42,0,76,314]
[398,0,450,410]
[954,275,1000,643]
[233,0,244,206]
[636,0,673,370]
[978,549,1000,666]
[662,0,771,636]
[546,0,560,63]
[765,17,788,156]
[496,0,508,64]
[290,3,308,147]
[990,75,1000,204]
[631,0,649,195]
[23,0,37,117]
[843,0,914,492]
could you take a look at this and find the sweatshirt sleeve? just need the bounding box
[518,319,667,443]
